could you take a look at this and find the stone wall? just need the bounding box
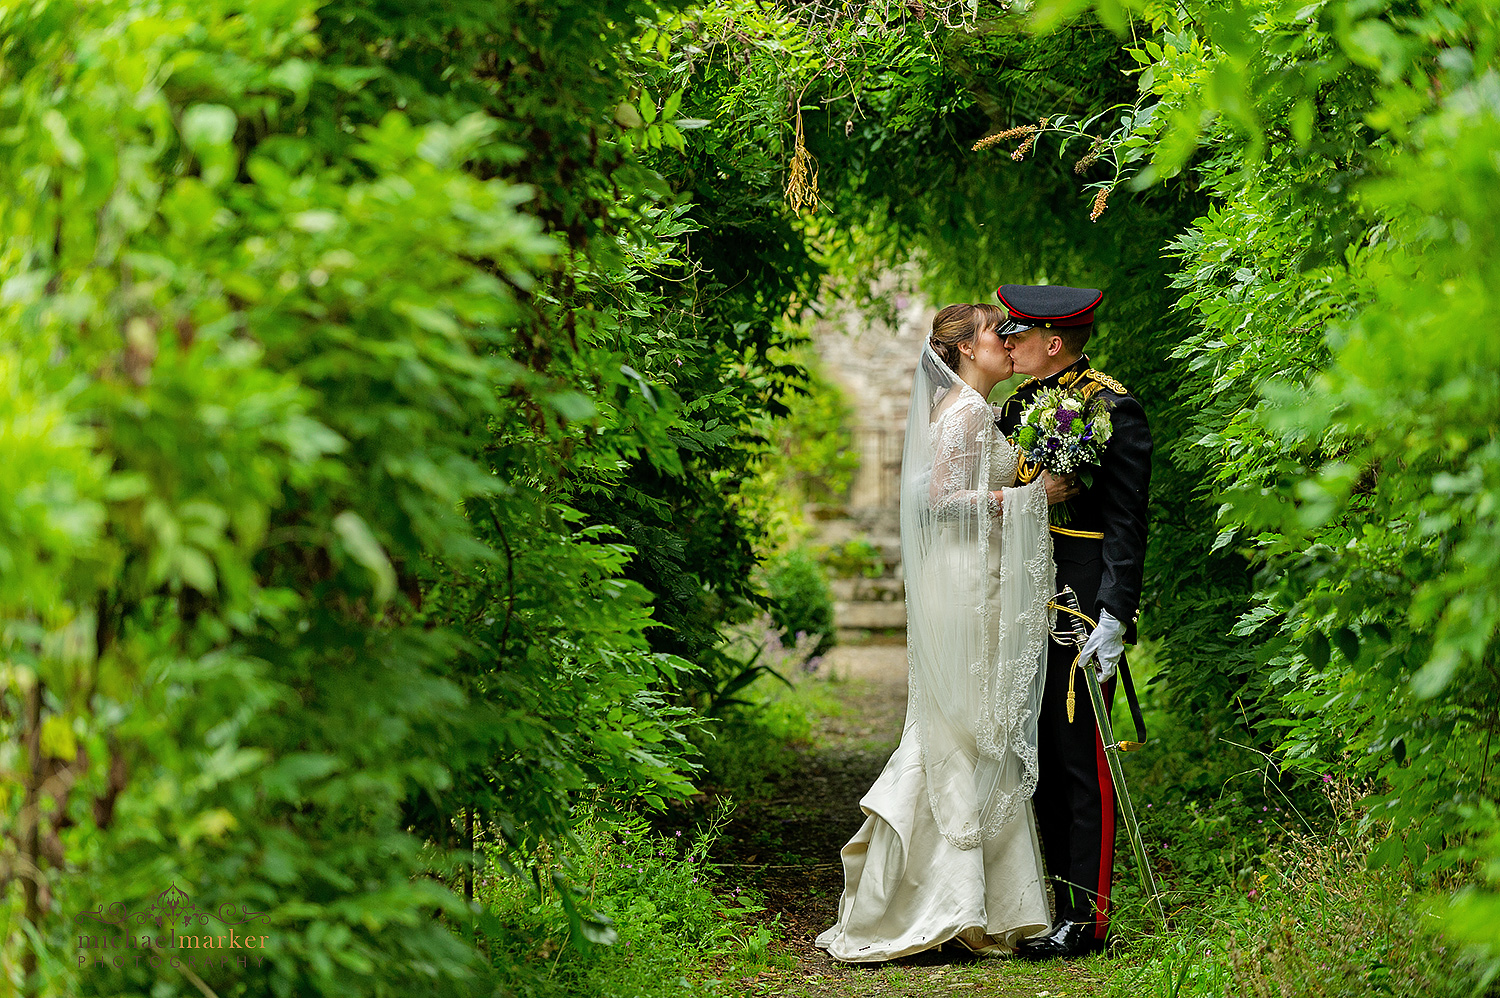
[809,284,935,637]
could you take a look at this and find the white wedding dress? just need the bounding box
[816,348,1054,962]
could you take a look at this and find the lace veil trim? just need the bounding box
[901,346,1053,850]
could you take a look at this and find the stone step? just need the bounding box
[816,531,902,565]
[834,600,907,630]
[829,576,904,602]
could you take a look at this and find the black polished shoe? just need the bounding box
[1015,920,1105,960]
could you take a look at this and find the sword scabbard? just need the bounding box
[1050,588,1166,923]
[1080,655,1168,925]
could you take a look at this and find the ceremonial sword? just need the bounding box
[1049,586,1168,925]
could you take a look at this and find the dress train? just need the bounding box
[814,716,1050,962]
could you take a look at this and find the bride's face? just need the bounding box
[969,321,1014,382]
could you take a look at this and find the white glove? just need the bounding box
[1081,608,1125,683]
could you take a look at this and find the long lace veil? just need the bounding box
[900,343,1053,850]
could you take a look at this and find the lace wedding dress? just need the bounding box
[816,346,1054,962]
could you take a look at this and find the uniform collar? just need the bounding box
[1037,354,1091,389]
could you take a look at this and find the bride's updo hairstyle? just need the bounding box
[929,303,1005,370]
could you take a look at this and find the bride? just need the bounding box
[816,303,1074,961]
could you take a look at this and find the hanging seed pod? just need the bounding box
[1074,135,1105,175]
[785,109,820,214]
[972,124,1035,151]
[1090,186,1112,222]
[1011,129,1039,161]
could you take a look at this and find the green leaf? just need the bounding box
[177,547,218,595]
[1367,834,1404,869]
[292,210,341,233]
[580,916,618,946]
[1333,627,1360,663]
[1412,647,1460,699]
[1304,631,1330,669]
[1340,19,1402,73]
[1290,98,1314,147]
[619,365,657,410]
[614,102,643,129]
[546,391,597,422]
[42,109,83,167]
[181,104,237,154]
[40,714,76,760]
[333,511,396,604]
[1028,0,1097,35]
[269,58,315,104]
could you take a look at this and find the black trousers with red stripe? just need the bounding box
[1035,535,1117,940]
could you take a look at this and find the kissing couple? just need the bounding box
[815,284,1152,961]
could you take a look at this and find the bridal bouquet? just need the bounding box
[1015,387,1114,485]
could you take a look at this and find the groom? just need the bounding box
[993,284,1153,959]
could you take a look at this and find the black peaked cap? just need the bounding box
[995,284,1102,328]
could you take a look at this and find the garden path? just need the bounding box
[718,642,1122,998]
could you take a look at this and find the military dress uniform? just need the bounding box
[994,289,1153,956]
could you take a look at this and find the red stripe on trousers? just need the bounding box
[1094,730,1116,939]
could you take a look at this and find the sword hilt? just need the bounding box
[1050,586,1093,648]
[1050,587,1096,725]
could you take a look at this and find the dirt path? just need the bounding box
[714,644,1123,998]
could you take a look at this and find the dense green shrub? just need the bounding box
[0,2,564,993]
[763,549,838,658]
[1053,0,1500,891]
[819,537,886,581]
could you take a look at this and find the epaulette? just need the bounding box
[1083,369,1128,396]
[1014,376,1040,393]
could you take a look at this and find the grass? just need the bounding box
[472,647,847,998]
[1104,777,1487,998]
[476,803,777,998]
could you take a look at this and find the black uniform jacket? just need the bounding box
[995,355,1152,643]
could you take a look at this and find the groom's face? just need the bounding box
[1002,326,1063,376]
